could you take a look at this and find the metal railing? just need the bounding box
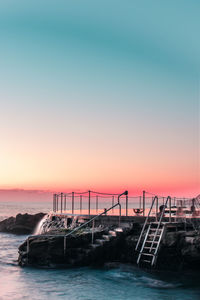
[135,195,172,251]
[63,191,128,254]
[26,191,128,260]
[135,196,158,250]
[150,196,170,252]
[52,190,131,216]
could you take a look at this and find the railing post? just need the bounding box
[169,196,172,222]
[53,194,55,212]
[61,193,63,213]
[92,219,95,244]
[117,191,128,226]
[88,190,91,215]
[80,195,82,213]
[126,193,128,216]
[143,191,145,216]
[64,236,66,256]
[72,192,74,214]
[64,194,66,211]
[27,237,29,264]
[52,194,54,211]
[156,196,158,222]
[96,195,98,213]
[56,194,58,212]
[119,204,121,227]
[112,196,114,214]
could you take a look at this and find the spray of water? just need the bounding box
[34,214,49,235]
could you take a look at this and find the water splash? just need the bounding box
[34,214,49,235]
[33,214,67,235]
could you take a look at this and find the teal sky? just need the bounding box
[0,0,199,196]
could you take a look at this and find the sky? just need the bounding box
[0,0,199,200]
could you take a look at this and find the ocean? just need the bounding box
[0,201,200,300]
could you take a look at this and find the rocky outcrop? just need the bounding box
[18,227,128,267]
[0,213,45,234]
[17,219,200,271]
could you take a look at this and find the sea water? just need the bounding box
[0,201,200,300]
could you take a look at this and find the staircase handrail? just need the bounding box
[150,196,171,252]
[63,191,127,238]
[27,191,127,258]
[65,201,121,238]
[135,196,158,250]
[63,191,127,254]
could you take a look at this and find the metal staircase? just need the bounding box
[136,196,171,267]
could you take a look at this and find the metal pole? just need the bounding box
[72,192,74,214]
[53,194,55,212]
[143,191,145,216]
[139,196,141,209]
[64,236,66,256]
[169,196,171,222]
[80,195,82,213]
[119,204,121,227]
[56,194,58,212]
[61,193,63,213]
[92,221,94,244]
[126,194,128,216]
[174,197,176,206]
[27,237,29,264]
[156,196,158,222]
[112,196,114,214]
[117,191,128,227]
[88,190,91,215]
[96,195,98,213]
[64,195,66,211]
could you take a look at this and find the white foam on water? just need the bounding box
[34,214,49,235]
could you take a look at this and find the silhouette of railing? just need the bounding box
[52,190,196,218]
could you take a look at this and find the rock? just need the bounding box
[18,227,128,267]
[0,213,46,234]
[17,218,200,271]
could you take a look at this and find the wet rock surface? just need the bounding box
[0,213,45,234]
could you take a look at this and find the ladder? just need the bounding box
[136,196,170,267]
[137,222,165,266]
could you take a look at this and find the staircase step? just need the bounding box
[148,234,160,237]
[144,247,156,250]
[109,230,117,237]
[96,239,106,245]
[141,253,154,257]
[146,240,159,243]
[90,243,100,249]
[141,259,151,263]
[102,235,110,241]
[115,227,123,233]
[150,228,162,231]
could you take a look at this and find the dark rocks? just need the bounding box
[18,226,130,268]
[17,219,200,271]
[0,213,45,234]
[157,231,200,271]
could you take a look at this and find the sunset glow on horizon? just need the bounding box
[0,1,199,200]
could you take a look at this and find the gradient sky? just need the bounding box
[0,0,199,198]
